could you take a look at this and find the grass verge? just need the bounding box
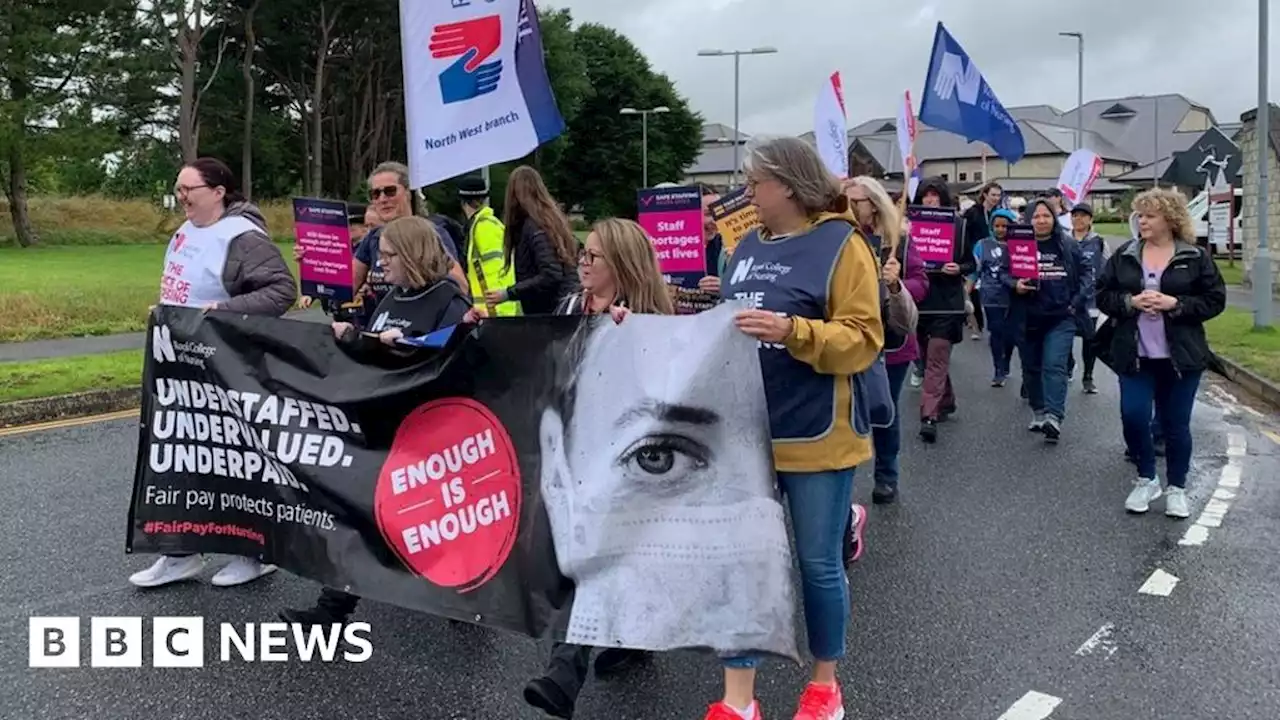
[1206,307,1280,384]
[1094,222,1128,237]
[0,350,143,404]
[1,196,295,247]
[0,243,299,342]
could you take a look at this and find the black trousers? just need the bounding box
[543,642,594,702]
[969,287,985,332]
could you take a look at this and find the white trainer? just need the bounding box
[1165,487,1191,519]
[210,557,277,587]
[129,555,205,588]
[1125,478,1163,514]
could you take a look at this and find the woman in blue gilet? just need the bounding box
[973,208,1018,385]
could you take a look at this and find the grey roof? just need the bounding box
[852,118,1134,173]
[701,123,749,144]
[1111,130,1203,183]
[1010,105,1066,123]
[1057,93,1214,167]
[1220,122,1243,140]
[959,177,1135,195]
[688,143,741,175]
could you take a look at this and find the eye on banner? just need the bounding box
[128,304,798,660]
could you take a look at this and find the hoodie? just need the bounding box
[218,201,297,316]
[1001,198,1087,323]
[912,178,974,338]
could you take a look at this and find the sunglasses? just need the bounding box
[369,185,400,201]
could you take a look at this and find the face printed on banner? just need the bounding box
[701,194,720,239]
[1031,203,1056,238]
[537,307,795,654]
[577,232,614,296]
[369,172,411,224]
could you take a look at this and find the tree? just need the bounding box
[0,0,149,246]
[236,0,261,198]
[551,24,701,219]
[146,0,231,163]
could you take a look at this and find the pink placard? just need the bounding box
[1006,226,1038,280]
[907,205,957,267]
[293,198,354,301]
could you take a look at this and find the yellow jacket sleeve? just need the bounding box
[782,232,884,375]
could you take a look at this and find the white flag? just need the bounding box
[813,72,848,178]
[399,0,565,189]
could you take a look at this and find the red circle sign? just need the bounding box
[374,398,521,592]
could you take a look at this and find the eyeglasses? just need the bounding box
[577,248,605,266]
[173,184,208,196]
[370,185,400,201]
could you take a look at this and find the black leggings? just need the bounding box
[1081,340,1098,380]
[969,288,984,332]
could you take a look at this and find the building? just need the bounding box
[823,94,1229,210]
[684,123,749,190]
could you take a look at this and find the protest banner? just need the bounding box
[1006,225,1039,280]
[906,205,957,270]
[813,71,848,179]
[129,304,798,660]
[293,198,355,303]
[1055,149,1104,209]
[707,188,760,258]
[400,0,565,189]
[636,186,715,314]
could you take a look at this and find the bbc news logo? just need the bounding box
[29,617,372,667]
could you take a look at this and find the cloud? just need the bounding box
[546,0,1278,135]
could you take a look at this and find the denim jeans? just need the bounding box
[983,305,1013,379]
[1019,316,1076,421]
[873,362,910,489]
[724,468,855,669]
[1119,359,1200,487]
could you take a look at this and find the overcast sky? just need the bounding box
[548,0,1278,135]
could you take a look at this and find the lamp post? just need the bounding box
[1059,31,1084,151]
[620,106,670,188]
[697,47,778,188]
[1255,0,1272,328]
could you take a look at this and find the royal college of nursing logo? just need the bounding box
[430,14,503,105]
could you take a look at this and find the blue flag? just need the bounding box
[918,22,1025,164]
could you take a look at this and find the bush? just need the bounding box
[0,195,297,247]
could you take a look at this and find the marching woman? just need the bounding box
[484,165,580,315]
[973,208,1019,385]
[1069,202,1107,394]
[844,176,928,506]
[1002,198,1090,445]
[912,178,974,443]
[522,217,672,719]
[279,216,471,626]
[710,137,883,720]
[131,157,296,589]
[1096,188,1225,518]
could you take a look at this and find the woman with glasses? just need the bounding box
[130,157,296,589]
[350,161,468,327]
[482,165,579,315]
[522,217,672,719]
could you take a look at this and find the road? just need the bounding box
[2,337,1279,720]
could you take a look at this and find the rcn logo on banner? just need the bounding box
[429,15,503,105]
[151,323,216,369]
[153,324,176,364]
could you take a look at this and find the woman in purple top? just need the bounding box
[1095,188,1226,519]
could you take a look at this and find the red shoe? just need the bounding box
[793,682,844,720]
[705,700,762,720]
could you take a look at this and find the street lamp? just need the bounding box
[620,106,670,188]
[697,46,778,188]
[1255,0,1272,327]
[1059,32,1084,151]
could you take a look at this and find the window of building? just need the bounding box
[959,172,968,181]
[974,171,983,182]
[940,173,949,181]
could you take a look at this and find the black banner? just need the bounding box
[128,304,798,660]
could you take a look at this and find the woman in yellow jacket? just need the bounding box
[710,137,884,720]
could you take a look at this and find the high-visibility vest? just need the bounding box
[466,206,521,316]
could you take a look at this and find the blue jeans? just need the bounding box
[1019,316,1076,421]
[984,305,1013,379]
[873,362,910,488]
[724,468,855,668]
[1119,360,1200,487]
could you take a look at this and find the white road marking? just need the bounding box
[1180,432,1248,547]
[1138,569,1180,596]
[1074,623,1118,658]
[997,691,1062,720]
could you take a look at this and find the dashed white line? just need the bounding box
[1179,432,1247,547]
[1074,623,1118,658]
[1138,568,1180,596]
[997,691,1062,720]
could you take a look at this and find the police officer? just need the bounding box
[458,177,520,316]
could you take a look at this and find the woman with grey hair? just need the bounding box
[709,136,884,720]
[348,161,468,327]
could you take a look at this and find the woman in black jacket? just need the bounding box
[484,165,579,314]
[1095,188,1226,520]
